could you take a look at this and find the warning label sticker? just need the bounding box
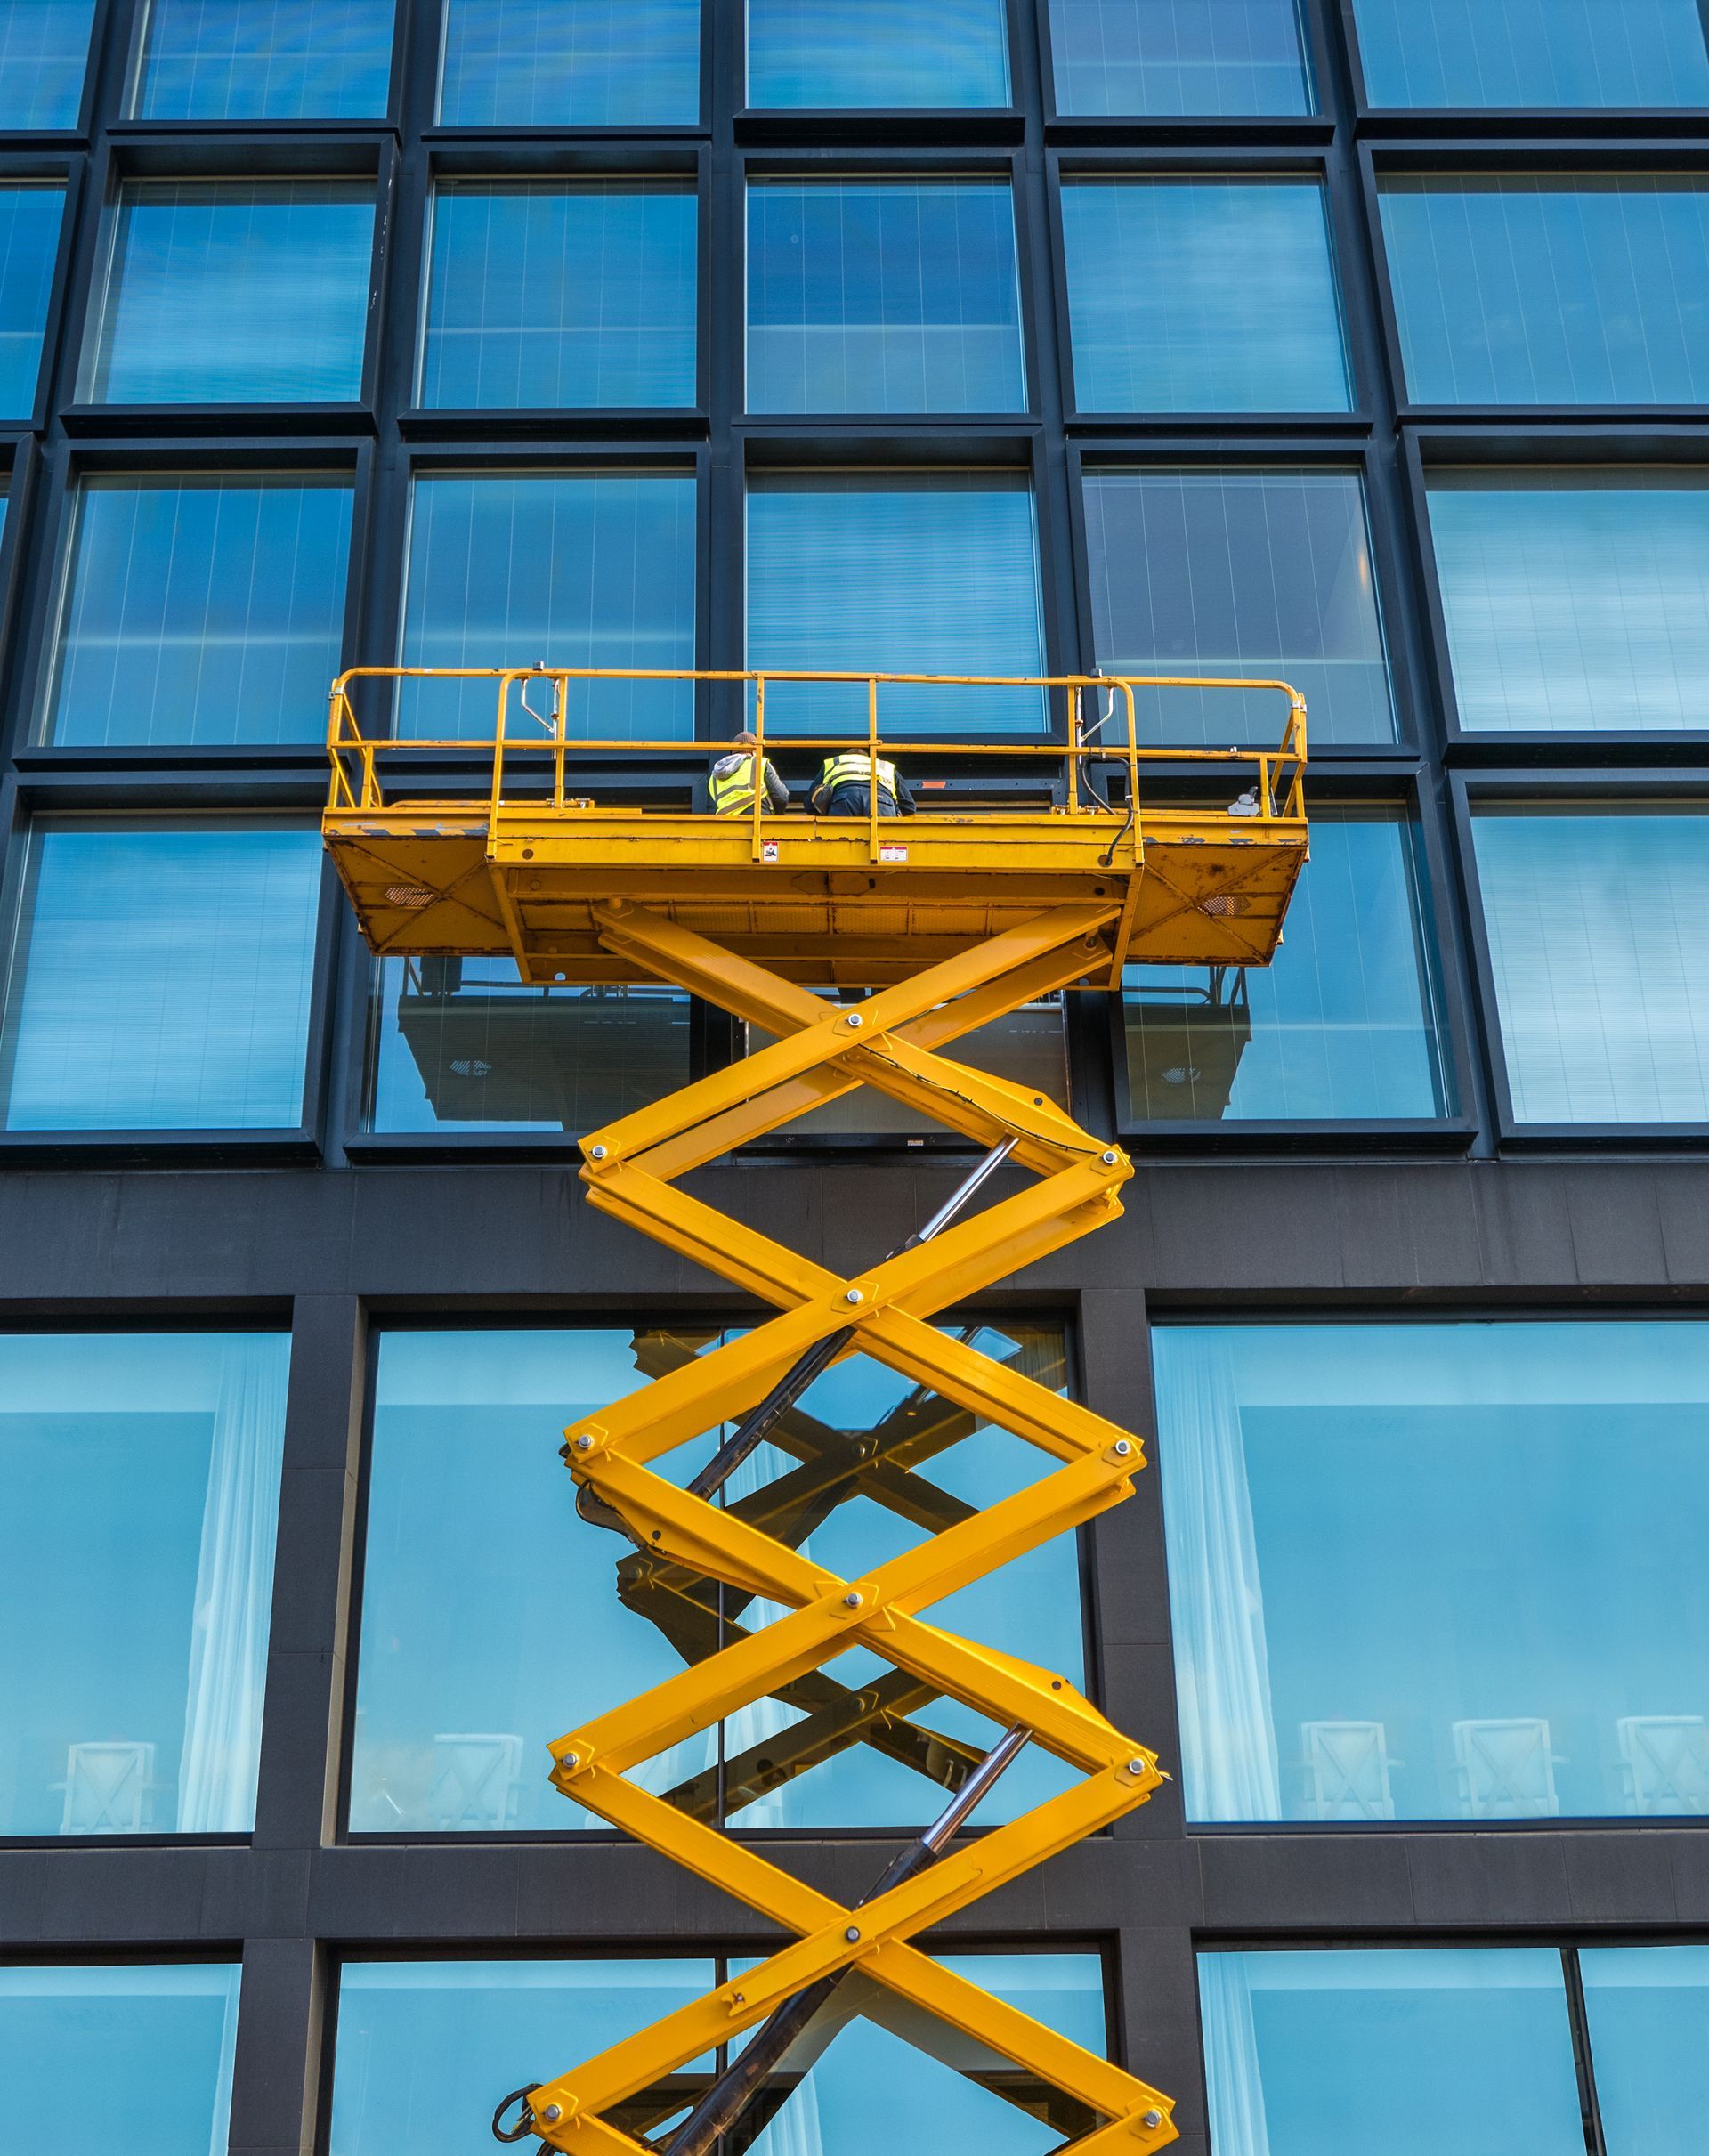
[879,844,909,863]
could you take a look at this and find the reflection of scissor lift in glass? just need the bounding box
[324,662,1308,2156]
[395,958,684,1128]
[614,1325,1064,1827]
[1124,966,1253,1120]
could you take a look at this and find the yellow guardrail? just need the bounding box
[326,664,1308,866]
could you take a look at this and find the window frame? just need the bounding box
[1047,150,1365,425]
[1062,437,1420,751]
[1152,1304,1709,1836]
[1402,427,1709,759]
[1106,777,1474,1149]
[1361,145,1709,424]
[1341,0,1709,121]
[1452,772,1709,1147]
[0,1321,296,1847]
[1038,0,1321,125]
[740,158,1033,422]
[738,0,1023,120]
[68,142,396,424]
[1194,1936,1622,2151]
[119,0,407,128]
[0,0,106,137]
[409,150,709,426]
[0,793,338,1157]
[426,0,709,134]
[20,440,369,759]
[738,440,1063,747]
[340,438,717,1162]
[0,155,82,434]
[339,1310,1102,1844]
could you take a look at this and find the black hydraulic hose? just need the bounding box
[1097,786,1137,870]
[660,1726,1031,2156]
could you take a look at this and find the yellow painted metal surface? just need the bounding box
[322,666,1307,989]
[324,665,1309,2152]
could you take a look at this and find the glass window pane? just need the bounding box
[1353,0,1709,107]
[1471,805,1709,1123]
[1062,180,1350,413]
[0,183,64,415]
[1199,1949,1583,2156]
[438,0,700,126]
[1581,1946,1709,2156]
[365,962,690,1133]
[1154,1320,1709,1823]
[1122,813,1450,1121]
[1378,175,1709,406]
[397,470,696,740]
[130,0,395,117]
[45,474,352,747]
[718,1329,1084,1832]
[420,182,697,410]
[0,0,94,126]
[329,1960,716,2154]
[0,1334,288,1833]
[352,1333,710,1835]
[747,179,1025,415]
[753,997,1068,1135]
[746,471,1046,734]
[0,1965,239,2141]
[85,181,374,404]
[352,1325,1084,1833]
[0,821,323,1131]
[748,0,1010,106]
[742,1952,1107,2156]
[1083,466,1395,743]
[1427,469,1709,734]
[1049,0,1311,115]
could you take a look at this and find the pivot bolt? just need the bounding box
[1143,2111,1163,2131]
[574,1433,594,1452]
[562,1753,579,1771]
[542,2106,563,2125]
[1101,1150,1119,1165]
[845,1926,861,1943]
[842,1010,864,1029]
[843,1592,863,1609]
[588,1144,607,1160]
[845,1287,863,1305]
[1127,1758,1148,1778]
[1114,1439,1132,1458]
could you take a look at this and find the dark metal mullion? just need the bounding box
[1561,1946,1610,2156]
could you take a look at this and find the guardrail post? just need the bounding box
[752,677,766,862]
[490,676,509,823]
[867,677,879,863]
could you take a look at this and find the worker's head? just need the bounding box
[731,729,757,749]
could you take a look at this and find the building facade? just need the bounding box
[1,0,1707,2151]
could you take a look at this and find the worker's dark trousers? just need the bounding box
[822,783,899,817]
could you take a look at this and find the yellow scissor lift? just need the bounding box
[324,665,1308,2156]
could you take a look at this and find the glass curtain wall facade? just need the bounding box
[1,4,1707,2156]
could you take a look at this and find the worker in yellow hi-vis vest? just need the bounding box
[709,730,790,816]
[809,750,917,819]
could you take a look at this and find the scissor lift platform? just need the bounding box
[324,667,1308,990]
